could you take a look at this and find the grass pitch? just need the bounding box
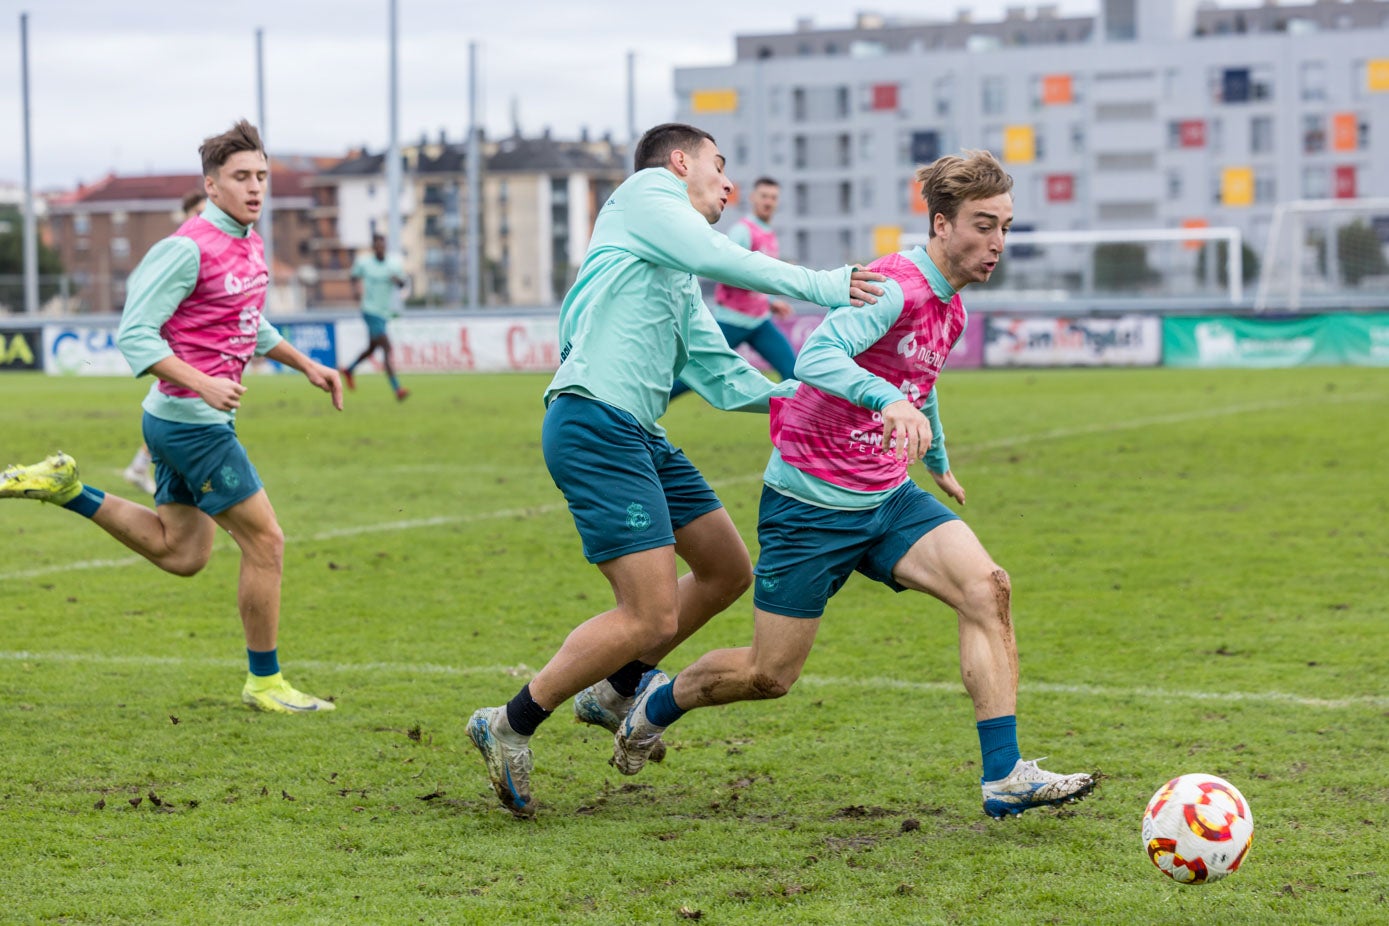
[1,366,1386,924]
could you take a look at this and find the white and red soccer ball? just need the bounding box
[1142,773,1253,884]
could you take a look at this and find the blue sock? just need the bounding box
[388,373,401,392]
[247,648,280,678]
[60,485,105,519]
[978,715,1021,782]
[644,676,687,728]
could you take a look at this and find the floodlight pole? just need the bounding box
[466,41,481,309]
[256,27,275,308]
[386,0,403,278]
[626,50,637,172]
[20,12,39,315]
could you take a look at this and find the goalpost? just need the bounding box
[1254,197,1389,312]
[899,226,1245,304]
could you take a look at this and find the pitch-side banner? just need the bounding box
[43,326,133,376]
[0,328,42,371]
[1162,314,1389,367]
[334,316,561,373]
[984,315,1162,367]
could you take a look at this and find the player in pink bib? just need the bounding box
[611,151,1096,819]
[1,121,343,715]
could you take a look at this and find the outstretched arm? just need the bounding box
[678,297,798,412]
[622,172,884,307]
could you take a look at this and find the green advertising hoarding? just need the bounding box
[1163,314,1389,368]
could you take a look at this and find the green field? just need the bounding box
[1,367,1386,925]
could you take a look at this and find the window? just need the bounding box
[858,132,874,161]
[982,76,1006,116]
[111,237,130,260]
[1071,122,1085,154]
[73,214,90,235]
[792,87,806,122]
[1302,114,1326,154]
[860,179,874,209]
[1214,65,1274,103]
[1254,169,1276,203]
[837,133,852,168]
[794,135,807,169]
[1300,60,1327,102]
[1167,169,1184,199]
[838,181,852,214]
[838,228,855,262]
[1250,115,1275,154]
[934,74,954,118]
[1302,165,1329,198]
[794,182,809,217]
[1169,120,1207,149]
[111,210,127,228]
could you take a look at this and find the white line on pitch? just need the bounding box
[1,392,1380,582]
[1,650,1384,711]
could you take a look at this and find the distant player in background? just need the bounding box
[123,188,208,495]
[612,150,1096,819]
[465,122,886,819]
[670,177,797,399]
[340,233,410,401]
[0,120,341,715]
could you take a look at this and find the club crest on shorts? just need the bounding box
[625,502,651,532]
[220,465,241,490]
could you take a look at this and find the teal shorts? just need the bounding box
[363,313,391,339]
[752,481,960,618]
[542,394,722,564]
[142,413,264,516]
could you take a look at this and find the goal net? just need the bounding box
[1254,198,1389,312]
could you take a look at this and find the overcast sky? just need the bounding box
[1,0,1102,190]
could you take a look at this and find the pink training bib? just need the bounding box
[770,251,966,493]
[156,216,269,399]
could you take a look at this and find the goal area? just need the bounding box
[1253,197,1389,312]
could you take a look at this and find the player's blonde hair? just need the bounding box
[915,150,1013,238]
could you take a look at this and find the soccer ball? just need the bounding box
[1142,773,1253,884]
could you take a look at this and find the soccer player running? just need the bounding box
[340,232,410,401]
[467,123,886,818]
[0,120,341,714]
[670,177,797,399]
[611,150,1096,818]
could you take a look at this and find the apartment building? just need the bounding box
[673,0,1389,285]
[309,130,626,307]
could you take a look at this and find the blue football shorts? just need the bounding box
[752,480,960,618]
[542,393,723,564]
[142,413,264,516]
[364,312,390,339]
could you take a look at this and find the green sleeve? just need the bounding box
[624,173,850,306]
[116,237,200,377]
[678,295,798,411]
[920,386,950,475]
[255,314,284,356]
[793,281,910,411]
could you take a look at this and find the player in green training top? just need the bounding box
[466,122,886,818]
[341,232,410,401]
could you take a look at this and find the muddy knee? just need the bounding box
[749,671,792,701]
